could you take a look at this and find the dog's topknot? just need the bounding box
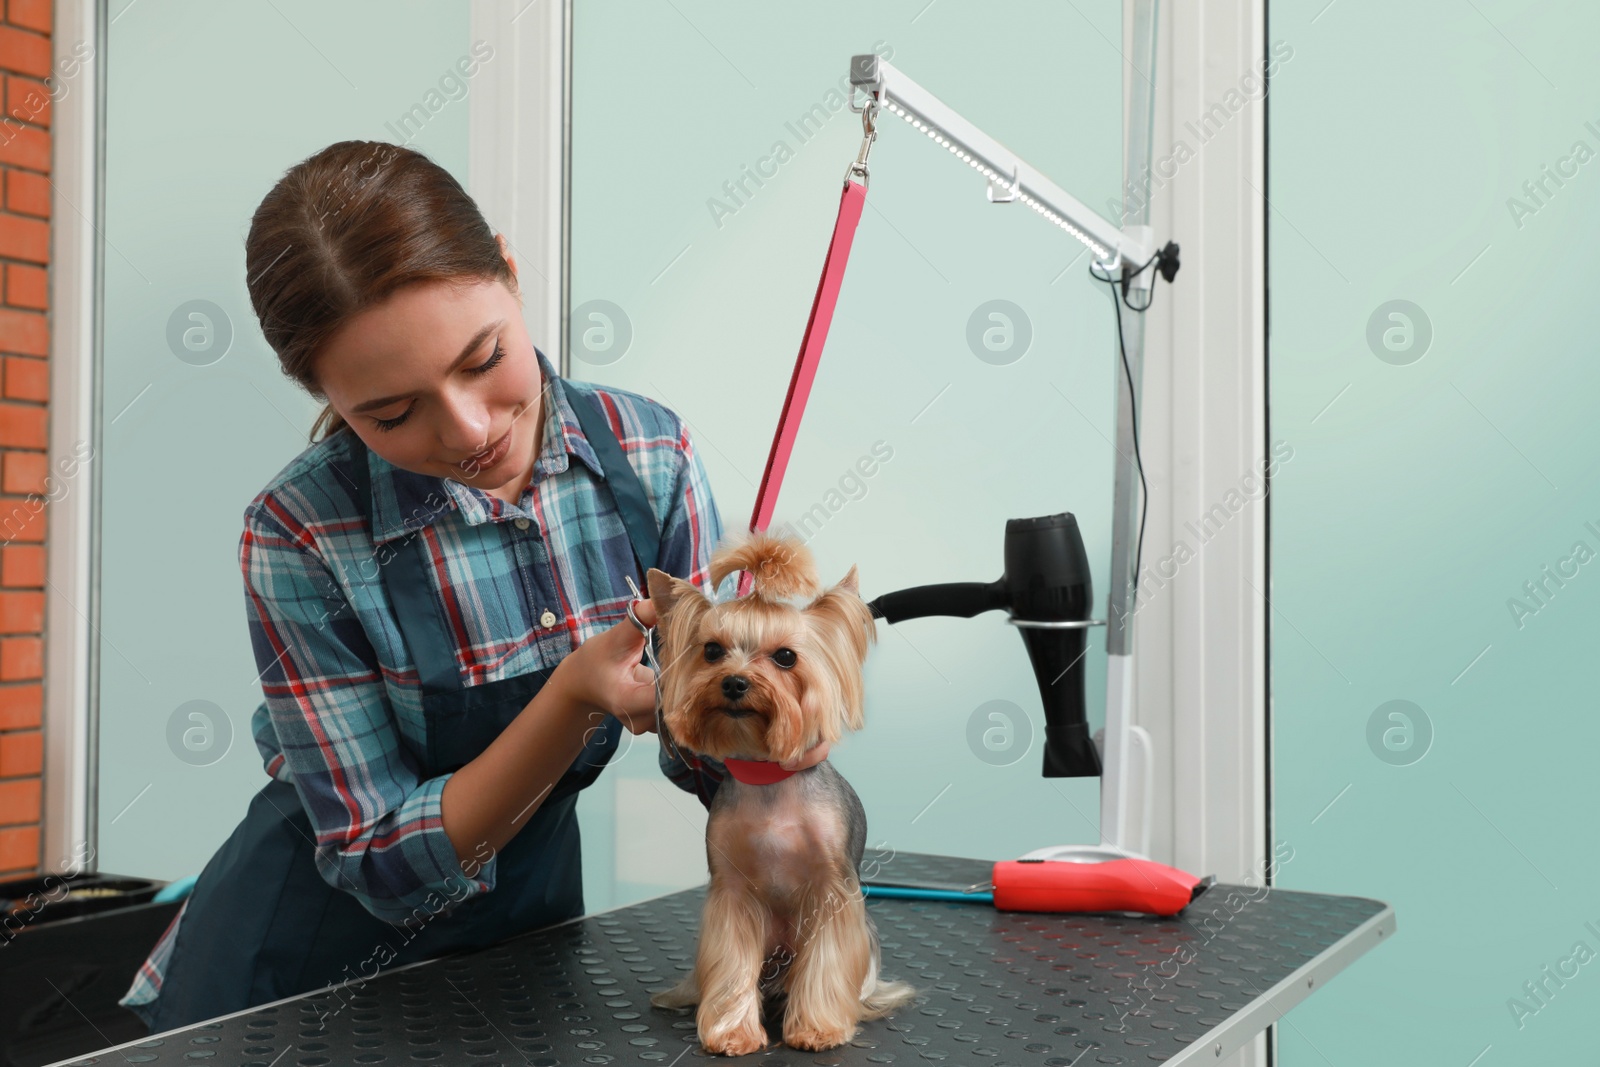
[708,528,822,602]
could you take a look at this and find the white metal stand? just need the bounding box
[848,0,1164,863]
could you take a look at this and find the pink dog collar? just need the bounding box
[723,758,798,785]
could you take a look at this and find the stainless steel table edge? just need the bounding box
[1163,900,1397,1066]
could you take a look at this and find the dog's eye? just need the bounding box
[771,648,797,669]
[703,642,725,663]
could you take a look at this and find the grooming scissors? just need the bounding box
[625,574,694,768]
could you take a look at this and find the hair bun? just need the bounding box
[708,529,822,602]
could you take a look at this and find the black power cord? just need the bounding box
[1088,241,1180,608]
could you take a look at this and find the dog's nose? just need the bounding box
[721,675,750,700]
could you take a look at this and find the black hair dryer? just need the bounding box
[863,512,1102,777]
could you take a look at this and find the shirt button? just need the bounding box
[514,517,531,531]
[540,609,557,628]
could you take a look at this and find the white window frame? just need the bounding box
[468,0,569,373]
[1129,0,1270,1063]
[43,0,100,875]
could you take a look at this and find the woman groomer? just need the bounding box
[119,140,829,1033]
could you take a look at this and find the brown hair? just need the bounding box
[244,140,520,443]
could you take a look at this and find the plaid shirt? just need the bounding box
[121,347,732,1019]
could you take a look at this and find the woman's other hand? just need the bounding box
[555,596,659,736]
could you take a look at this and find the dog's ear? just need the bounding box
[802,565,877,733]
[645,569,713,661]
[834,564,860,597]
[645,572,714,734]
[645,568,701,622]
[807,565,873,657]
[644,568,674,610]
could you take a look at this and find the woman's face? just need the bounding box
[315,238,544,500]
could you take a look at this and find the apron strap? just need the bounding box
[567,386,662,579]
[344,434,463,692]
[341,374,663,693]
[385,532,464,692]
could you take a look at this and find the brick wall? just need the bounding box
[0,0,52,880]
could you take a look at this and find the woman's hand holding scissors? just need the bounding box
[553,589,660,737]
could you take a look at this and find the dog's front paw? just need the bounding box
[699,995,770,1057]
[702,1018,770,1057]
[782,1021,856,1051]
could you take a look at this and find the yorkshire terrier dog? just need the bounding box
[645,530,918,1055]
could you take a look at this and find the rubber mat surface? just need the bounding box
[60,853,1386,1066]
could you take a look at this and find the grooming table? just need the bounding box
[48,852,1393,1067]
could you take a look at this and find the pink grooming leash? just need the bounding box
[735,176,868,599]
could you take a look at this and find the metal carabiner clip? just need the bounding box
[845,93,878,189]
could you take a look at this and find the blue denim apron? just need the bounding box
[139,390,658,1033]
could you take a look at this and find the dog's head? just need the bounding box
[644,529,876,766]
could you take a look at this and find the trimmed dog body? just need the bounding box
[645,531,916,1055]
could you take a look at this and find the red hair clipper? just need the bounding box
[982,857,1213,917]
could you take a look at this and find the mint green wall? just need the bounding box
[571,1,1124,909]
[1269,0,1597,1061]
[98,1,473,877]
